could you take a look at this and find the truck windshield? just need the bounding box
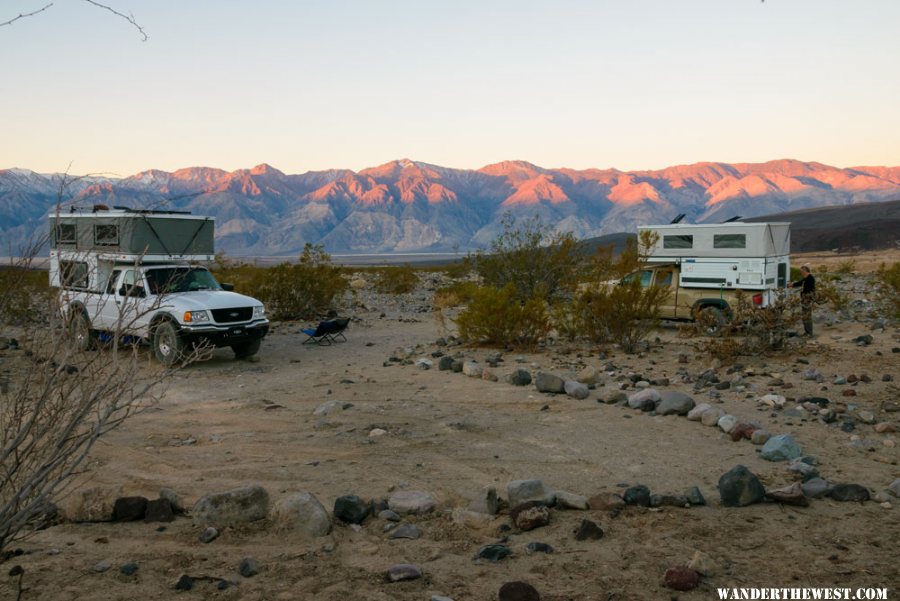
[145,267,221,294]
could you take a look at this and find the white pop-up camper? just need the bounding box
[637,222,791,291]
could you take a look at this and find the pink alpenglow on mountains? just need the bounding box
[1,159,898,254]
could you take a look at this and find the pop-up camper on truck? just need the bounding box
[627,222,790,326]
[49,206,268,365]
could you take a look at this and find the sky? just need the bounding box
[2,0,899,176]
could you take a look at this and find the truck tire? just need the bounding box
[152,320,186,366]
[698,306,727,335]
[67,310,95,351]
[232,339,261,360]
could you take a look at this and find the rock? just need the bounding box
[650,494,689,508]
[432,597,455,601]
[368,428,387,438]
[889,479,900,498]
[760,434,803,462]
[378,509,401,522]
[588,493,625,510]
[664,566,700,591]
[856,410,876,424]
[349,278,367,290]
[729,423,757,442]
[750,430,771,445]
[113,496,148,522]
[192,485,269,528]
[623,485,651,507]
[688,550,718,576]
[759,394,787,409]
[718,465,765,507]
[462,361,483,378]
[573,518,605,541]
[388,490,435,515]
[854,334,873,346]
[438,356,455,371]
[313,400,352,416]
[687,403,712,421]
[451,360,463,373]
[802,368,821,381]
[577,366,601,385]
[787,459,818,478]
[120,562,139,576]
[333,494,370,524]
[829,484,870,502]
[685,487,706,506]
[65,485,122,522]
[474,544,511,562]
[602,390,628,404]
[451,508,494,528]
[843,389,857,397]
[657,391,695,416]
[627,388,660,411]
[272,492,332,537]
[482,368,499,382]
[555,491,590,510]
[93,560,111,573]
[415,358,433,370]
[765,483,809,506]
[564,380,589,399]
[175,575,194,590]
[159,488,184,514]
[388,523,422,539]
[507,479,555,507]
[511,502,550,531]
[199,527,219,543]
[499,581,541,601]
[874,423,897,433]
[239,557,261,577]
[535,372,565,393]
[701,408,725,427]
[800,478,833,499]
[468,487,499,515]
[507,368,532,386]
[144,498,174,523]
[717,414,738,433]
[524,542,555,554]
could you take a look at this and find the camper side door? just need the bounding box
[95,269,124,333]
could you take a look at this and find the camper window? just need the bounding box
[94,224,119,247]
[56,223,77,245]
[663,235,693,249]
[60,261,89,289]
[713,234,746,249]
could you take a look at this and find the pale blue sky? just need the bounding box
[2,0,898,176]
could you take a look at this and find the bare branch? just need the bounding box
[0,2,53,28]
[81,0,147,41]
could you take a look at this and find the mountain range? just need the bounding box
[2,159,899,255]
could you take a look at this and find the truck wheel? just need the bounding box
[698,307,727,335]
[232,339,261,360]
[153,321,186,366]
[68,310,95,351]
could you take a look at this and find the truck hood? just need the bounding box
[160,290,262,312]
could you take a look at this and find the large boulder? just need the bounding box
[627,389,660,411]
[333,494,370,524]
[656,391,695,416]
[388,490,436,515]
[564,381,589,400]
[272,492,332,537]
[718,465,765,507]
[507,479,555,507]
[760,434,803,462]
[192,485,270,527]
[534,373,565,394]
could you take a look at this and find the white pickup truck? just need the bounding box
[49,207,268,365]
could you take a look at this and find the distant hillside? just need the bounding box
[2,159,899,255]
[745,199,900,252]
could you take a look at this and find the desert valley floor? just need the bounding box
[1,275,898,601]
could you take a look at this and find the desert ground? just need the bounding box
[1,267,898,601]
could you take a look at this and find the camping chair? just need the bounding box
[301,318,349,345]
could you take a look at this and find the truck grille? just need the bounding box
[211,307,253,323]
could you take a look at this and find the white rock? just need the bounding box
[388,490,435,515]
[687,403,712,421]
[717,414,738,433]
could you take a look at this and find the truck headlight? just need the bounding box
[252,305,265,319]
[183,310,210,323]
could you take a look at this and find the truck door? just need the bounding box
[95,269,123,332]
[653,268,677,319]
[113,269,152,336]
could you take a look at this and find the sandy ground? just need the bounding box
[2,281,899,601]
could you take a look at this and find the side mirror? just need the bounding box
[221,282,234,291]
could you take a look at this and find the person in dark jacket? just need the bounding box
[790,264,816,336]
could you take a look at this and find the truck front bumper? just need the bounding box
[179,320,269,348]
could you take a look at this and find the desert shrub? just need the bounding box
[701,290,802,359]
[789,266,803,281]
[873,262,900,319]
[815,278,849,311]
[573,231,670,353]
[440,257,473,279]
[373,264,419,294]
[455,284,550,349]
[833,259,856,275]
[474,214,585,303]
[213,244,347,320]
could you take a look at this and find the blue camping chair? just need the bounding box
[301,318,349,345]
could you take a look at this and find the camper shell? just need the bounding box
[48,206,268,365]
[638,222,791,291]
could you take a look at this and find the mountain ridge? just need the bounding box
[2,159,899,255]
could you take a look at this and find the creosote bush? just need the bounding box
[213,243,347,320]
[873,262,900,319]
[372,264,419,295]
[0,266,52,325]
[455,284,550,349]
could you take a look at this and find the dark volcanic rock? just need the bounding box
[718,465,765,507]
[499,581,541,601]
[333,494,370,524]
[623,485,651,507]
[144,498,175,523]
[113,496,148,522]
[507,369,532,386]
[829,484,870,502]
[664,566,700,591]
[573,519,604,541]
[474,544,512,562]
[386,563,422,582]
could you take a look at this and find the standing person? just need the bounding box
[790,264,816,336]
